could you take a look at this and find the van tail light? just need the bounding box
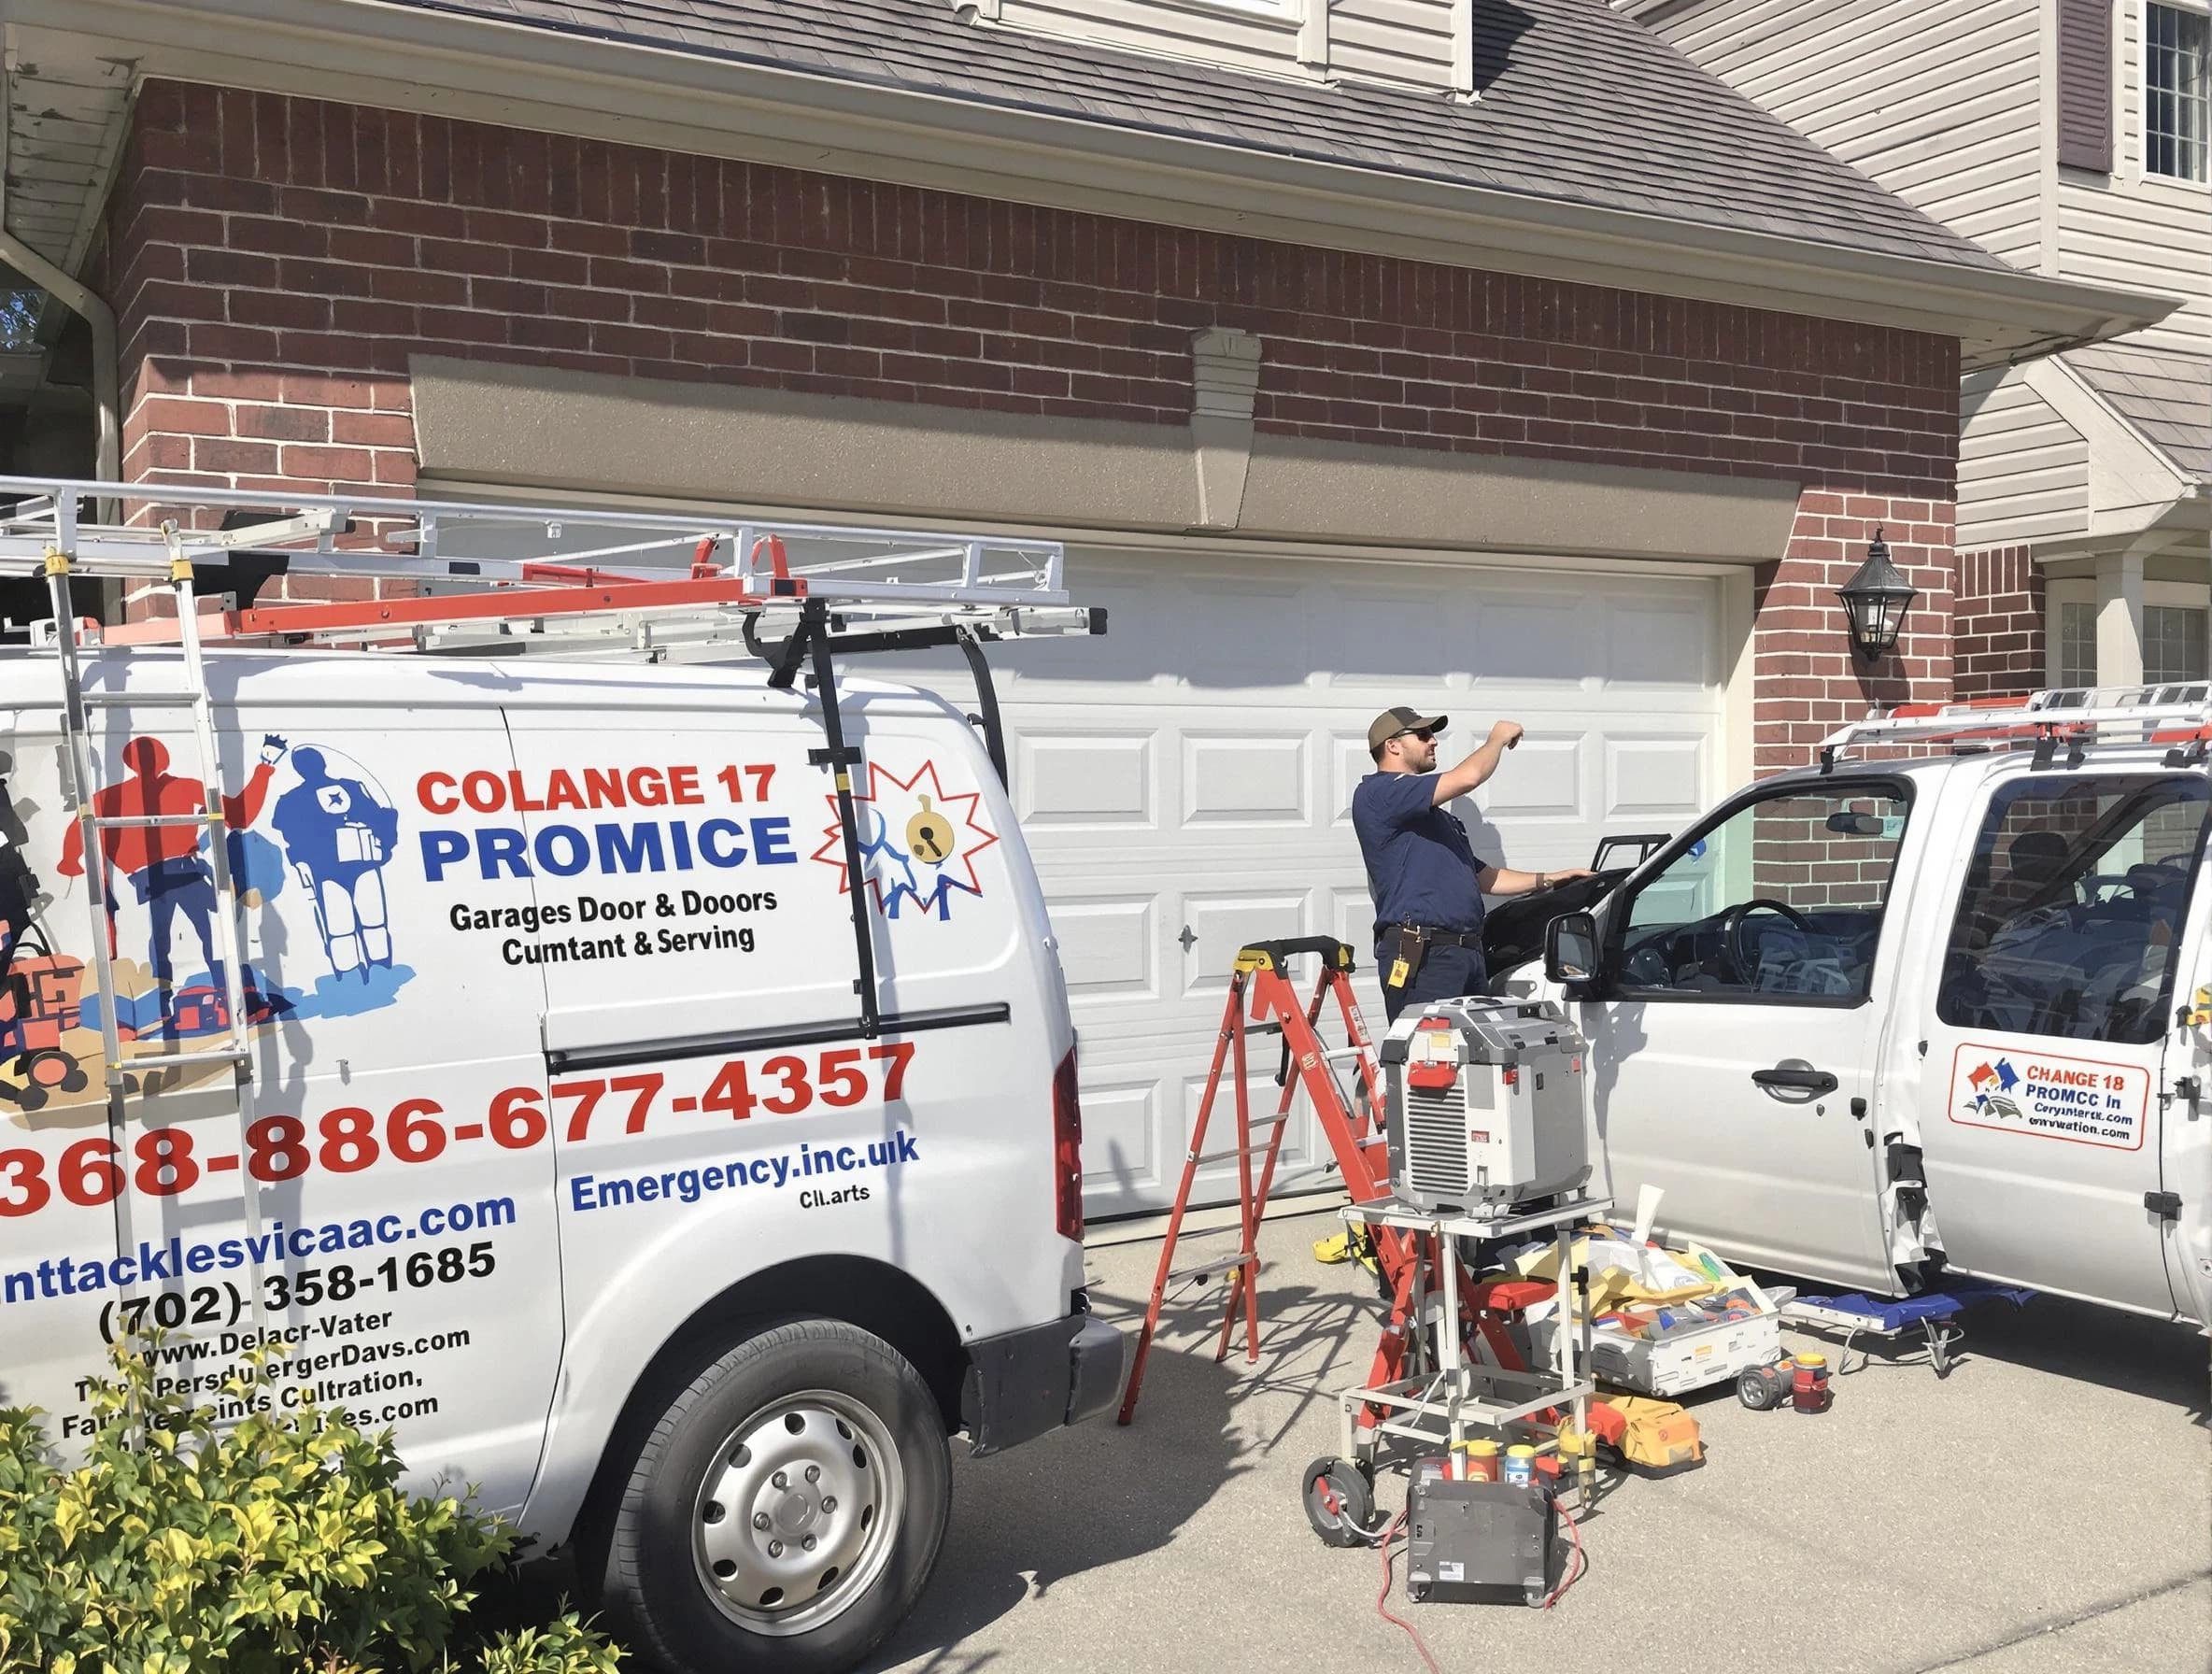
[1053,1047,1084,1242]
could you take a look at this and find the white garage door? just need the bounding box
[984,548,1727,1220]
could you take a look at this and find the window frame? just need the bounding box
[2044,576,2212,687]
[2144,0,2212,186]
[1598,773,1916,1011]
[1934,768,2212,1045]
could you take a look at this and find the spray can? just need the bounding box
[1454,1439,1501,1482]
[1791,1353,1833,1413]
[1503,1444,1537,1488]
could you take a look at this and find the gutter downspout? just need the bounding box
[0,230,121,486]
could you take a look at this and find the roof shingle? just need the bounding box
[390,0,2011,277]
[2064,343,2212,482]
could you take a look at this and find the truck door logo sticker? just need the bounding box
[17,737,418,1107]
[1963,1057,2022,1120]
[813,759,998,920]
[1950,1043,2148,1150]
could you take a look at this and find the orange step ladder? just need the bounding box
[1117,937,1390,1425]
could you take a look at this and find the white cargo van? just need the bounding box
[1527,688,2212,1332]
[0,483,1121,1674]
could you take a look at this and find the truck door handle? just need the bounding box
[1752,1065,1838,1096]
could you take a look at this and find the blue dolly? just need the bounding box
[1777,1277,2035,1378]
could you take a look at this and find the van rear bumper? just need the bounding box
[959,1299,1127,1457]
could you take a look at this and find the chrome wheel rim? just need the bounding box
[692,1388,903,1637]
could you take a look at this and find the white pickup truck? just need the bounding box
[1523,687,2211,1331]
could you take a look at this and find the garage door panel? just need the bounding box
[1179,1070,1323,1182]
[1607,598,1718,687]
[1479,733,1584,818]
[1050,895,1159,1001]
[1471,594,1595,684]
[1077,1077,1164,1198]
[1180,889,1314,996]
[1325,586,1459,684]
[1015,729,1157,827]
[1181,731,1310,827]
[1177,582,1309,687]
[1603,734,1709,822]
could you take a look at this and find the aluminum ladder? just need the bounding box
[40,520,255,1097]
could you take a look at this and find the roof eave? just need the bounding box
[34,0,2181,365]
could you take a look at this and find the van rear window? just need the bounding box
[1937,773,2209,1045]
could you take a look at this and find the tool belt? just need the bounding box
[1382,923,1482,989]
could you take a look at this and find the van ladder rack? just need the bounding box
[1819,685,2212,771]
[0,475,1105,1043]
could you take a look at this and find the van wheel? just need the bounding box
[600,1319,951,1674]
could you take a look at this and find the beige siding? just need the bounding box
[2053,0,2212,352]
[1958,368,2091,547]
[1330,0,1455,88]
[1652,0,2044,266]
[989,0,1303,79]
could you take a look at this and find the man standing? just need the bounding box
[1353,707,1586,1021]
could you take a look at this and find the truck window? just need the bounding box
[1937,773,2209,1045]
[1616,786,1909,1001]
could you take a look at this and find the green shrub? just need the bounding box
[0,1335,622,1674]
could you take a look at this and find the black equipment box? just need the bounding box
[1404,1465,1557,1607]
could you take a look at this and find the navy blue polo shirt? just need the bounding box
[1352,771,1490,938]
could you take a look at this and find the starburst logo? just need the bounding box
[811,759,1000,920]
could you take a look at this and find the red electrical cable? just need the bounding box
[1375,1510,1444,1674]
[1540,1493,1587,1610]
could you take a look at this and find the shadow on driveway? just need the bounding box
[866,1333,1243,1673]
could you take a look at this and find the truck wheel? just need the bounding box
[599,1318,952,1674]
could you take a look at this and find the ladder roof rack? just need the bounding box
[0,475,1092,658]
[1820,685,2212,769]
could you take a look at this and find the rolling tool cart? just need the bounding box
[1312,1191,1609,1525]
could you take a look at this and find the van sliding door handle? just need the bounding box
[1752,1065,1837,1096]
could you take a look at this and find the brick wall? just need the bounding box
[1750,494,1955,776]
[1953,546,2045,700]
[102,79,1964,767]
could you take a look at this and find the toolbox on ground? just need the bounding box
[1510,1227,1785,1398]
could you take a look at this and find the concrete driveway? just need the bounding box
[874,1205,2211,1674]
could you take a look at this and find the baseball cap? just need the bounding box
[1367,706,1447,754]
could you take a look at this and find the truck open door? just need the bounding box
[1572,776,1907,1291]
[1900,764,2204,1318]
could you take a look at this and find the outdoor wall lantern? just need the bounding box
[1836,527,1919,660]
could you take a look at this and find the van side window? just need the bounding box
[1937,773,2209,1046]
[1617,787,1909,1001]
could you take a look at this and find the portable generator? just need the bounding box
[1403,1455,1560,1606]
[1379,998,1591,1214]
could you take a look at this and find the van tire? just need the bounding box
[598,1318,952,1674]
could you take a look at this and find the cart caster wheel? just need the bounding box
[1737,1363,1788,1411]
[1301,1455,1381,1549]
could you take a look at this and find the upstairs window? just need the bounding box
[2147,3,2210,181]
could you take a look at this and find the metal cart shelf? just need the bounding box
[1335,1193,1611,1486]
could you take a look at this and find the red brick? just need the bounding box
[234,404,332,442]
[278,444,375,479]
[135,396,234,437]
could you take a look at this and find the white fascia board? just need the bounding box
[34,0,2179,367]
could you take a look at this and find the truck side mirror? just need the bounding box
[1545,912,1601,986]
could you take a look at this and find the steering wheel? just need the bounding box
[1719,899,1814,984]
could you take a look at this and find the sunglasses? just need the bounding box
[1397,728,1437,743]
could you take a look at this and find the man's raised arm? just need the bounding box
[1429,720,1524,806]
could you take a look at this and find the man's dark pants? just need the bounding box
[1376,939,1489,1024]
